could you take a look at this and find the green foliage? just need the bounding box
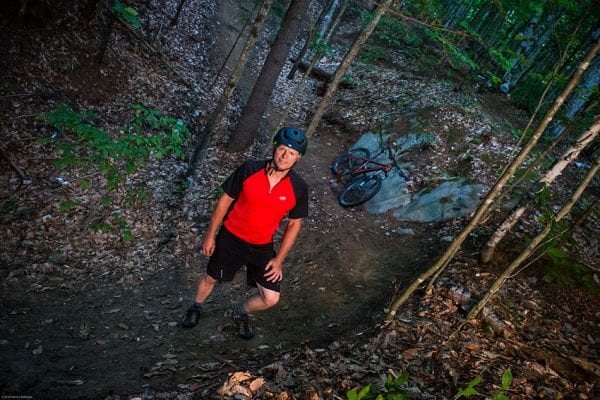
[112,212,133,241]
[346,373,410,400]
[39,104,190,192]
[454,376,481,399]
[59,199,80,214]
[91,221,112,233]
[491,368,513,400]
[123,185,150,207]
[359,11,422,66]
[309,33,333,57]
[429,31,478,71]
[38,104,191,241]
[452,368,513,399]
[542,244,597,291]
[359,45,391,65]
[113,0,140,27]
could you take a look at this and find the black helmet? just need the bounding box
[273,127,307,155]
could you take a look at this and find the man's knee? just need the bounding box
[202,274,217,285]
[261,290,280,308]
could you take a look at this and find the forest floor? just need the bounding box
[1,1,599,400]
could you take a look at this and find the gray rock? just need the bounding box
[352,132,390,154]
[364,172,410,214]
[393,179,486,222]
[393,227,415,235]
[393,132,434,153]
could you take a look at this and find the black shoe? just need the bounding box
[182,306,202,328]
[231,311,254,339]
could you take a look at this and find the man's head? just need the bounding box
[271,127,307,172]
[273,127,307,155]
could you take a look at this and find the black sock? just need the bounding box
[233,303,247,316]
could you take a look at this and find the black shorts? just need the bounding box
[206,227,280,292]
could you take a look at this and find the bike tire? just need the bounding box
[339,175,382,207]
[331,148,370,176]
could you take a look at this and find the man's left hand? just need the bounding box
[264,259,283,282]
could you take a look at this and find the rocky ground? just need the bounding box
[1,1,599,399]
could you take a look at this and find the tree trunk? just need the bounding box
[185,0,273,176]
[227,0,311,152]
[468,155,600,319]
[323,0,348,43]
[96,0,115,63]
[287,25,316,80]
[545,55,600,138]
[306,0,395,137]
[317,0,340,37]
[385,36,600,322]
[505,15,555,90]
[278,0,348,133]
[480,116,600,263]
[570,197,599,231]
[170,0,187,27]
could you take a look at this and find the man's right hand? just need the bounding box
[202,235,216,256]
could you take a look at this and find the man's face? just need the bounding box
[273,144,301,171]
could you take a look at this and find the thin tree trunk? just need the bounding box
[481,21,583,220]
[276,49,321,133]
[306,0,395,137]
[569,197,599,231]
[228,0,311,152]
[546,55,600,138]
[468,156,600,319]
[170,0,187,27]
[288,0,343,80]
[185,0,273,176]
[96,0,115,63]
[278,0,348,132]
[481,116,600,263]
[206,0,263,93]
[288,25,316,80]
[323,0,348,43]
[385,37,600,322]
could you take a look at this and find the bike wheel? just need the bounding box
[331,148,370,176]
[339,175,382,207]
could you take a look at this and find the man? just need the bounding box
[182,127,309,339]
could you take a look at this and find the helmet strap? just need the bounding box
[267,159,295,174]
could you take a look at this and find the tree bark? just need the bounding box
[306,0,395,137]
[277,0,348,135]
[480,116,600,263]
[96,0,115,63]
[323,0,348,43]
[468,155,600,319]
[185,0,273,176]
[227,0,311,152]
[545,55,600,138]
[170,0,187,27]
[385,36,600,322]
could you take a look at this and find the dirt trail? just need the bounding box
[0,129,439,399]
[0,3,444,398]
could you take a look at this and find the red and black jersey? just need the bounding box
[221,160,308,245]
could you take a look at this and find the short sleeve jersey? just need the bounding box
[221,160,309,245]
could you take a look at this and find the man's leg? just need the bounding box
[243,283,280,312]
[232,284,280,339]
[194,273,217,303]
[182,274,218,328]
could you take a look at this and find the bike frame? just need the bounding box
[348,148,395,178]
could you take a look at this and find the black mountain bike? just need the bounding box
[331,145,406,207]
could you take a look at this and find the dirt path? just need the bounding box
[0,2,448,396]
[0,125,442,399]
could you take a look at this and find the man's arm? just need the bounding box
[202,193,235,256]
[264,218,303,282]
